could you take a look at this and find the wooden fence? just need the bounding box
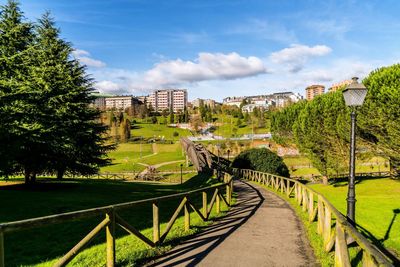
[235,168,394,267]
[0,174,234,267]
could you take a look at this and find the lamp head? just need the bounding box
[342,77,368,106]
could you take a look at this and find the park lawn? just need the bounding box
[213,114,270,137]
[157,162,196,172]
[101,143,153,172]
[283,156,313,167]
[0,173,228,266]
[140,143,185,166]
[309,178,400,258]
[131,122,191,141]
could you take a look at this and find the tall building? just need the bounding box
[105,96,139,110]
[148,89,188,112]
[305,85,325,100]
[329,80,352,92]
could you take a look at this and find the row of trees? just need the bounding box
[0,1,112,183]
[271,64,400,176]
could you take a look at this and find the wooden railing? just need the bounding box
[235,168,394,267]
[0,174,234,267]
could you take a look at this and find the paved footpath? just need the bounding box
[146,180,318,267]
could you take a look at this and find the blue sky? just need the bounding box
[9,0,400,100]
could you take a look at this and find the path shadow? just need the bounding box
[355,209,400,265]
[142,180,265,267]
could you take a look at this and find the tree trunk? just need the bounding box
[24,169,31,184]
[57,168,65,180]
[31,172,37,183]
[322,175,328,185]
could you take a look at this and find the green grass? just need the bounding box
[0,173,230,266]
[101,143,186,173]
[101,143,154,172]
[212,114,270,137]
[310,178,400,259]
[131,122,191,141]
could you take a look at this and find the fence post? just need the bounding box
[324,205,332,249]
[0,229,4,267]
[334,223,351,267]
[153,202,160,244]
[216,189,220,213]
[317,197,325,235]
[308,192,314,222]
[184,199,190,231]
[202,191,208,218]
[302,188,308,212]
[106,210,115,267]
[229,179,233,205]
[286,180,290,196]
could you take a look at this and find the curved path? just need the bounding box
[146,180,318,267]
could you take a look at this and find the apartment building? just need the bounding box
[104,96,139,110]
[148,89,188,113]
[305,85,325,100]
[328,80,352,92]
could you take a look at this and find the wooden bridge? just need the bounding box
[0,170,396,266]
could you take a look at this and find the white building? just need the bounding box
[148,89,188,113]
[105,96,137,110]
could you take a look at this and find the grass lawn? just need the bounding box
[131,122,191,141]
[101,143,186,173]
[101,143,154,172]
[0,173,229,266]
[213,114,270,137]
[310,177,400,260]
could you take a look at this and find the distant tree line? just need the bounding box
[271,64,400,177]
[0,1,113,183]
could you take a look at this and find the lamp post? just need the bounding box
[227,149,230,161]
[180,163,183,184]
[342,77,368,224]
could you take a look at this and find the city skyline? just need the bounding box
[15,0,400,101]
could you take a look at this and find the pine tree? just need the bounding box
[0,0,34,179]
[25,13,112,180]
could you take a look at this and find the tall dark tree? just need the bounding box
[0,0,33,179]
[24,13,112,181]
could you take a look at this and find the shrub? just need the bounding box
[232,148,290,177]
[173,131,179,137]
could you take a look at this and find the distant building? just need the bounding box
[271,92,303,107]
[93,97,106,110]
[148,89,188,113]
[105,96,139,110]
[305,85,325,100]
[192,98,216,108]
[222,96,244,107]
[329,80,352,92]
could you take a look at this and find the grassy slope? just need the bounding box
[213,114,270,137]
[131,122,191,141]
[0,174,227,266]
[310,178,400,258]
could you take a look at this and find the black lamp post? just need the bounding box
[342,77,368,224]
[180,163,183,184]
[227,149,230,161]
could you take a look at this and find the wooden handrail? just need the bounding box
[0,174,234,267]
[235,168,394,267]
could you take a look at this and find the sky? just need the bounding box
[8,0,400,101]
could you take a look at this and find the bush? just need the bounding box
[232,148,290,177]
[172,131,179,137]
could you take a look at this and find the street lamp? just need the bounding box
[342,77,368,224]
[180,163,183,184]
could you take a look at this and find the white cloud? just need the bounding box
[72,49,106,68]
[141,52,267,86]
[270,44,332,72]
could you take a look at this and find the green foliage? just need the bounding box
[0,2,112,182]
[232,148,290,177]
[359,64,400,174]
[271,64,400,176]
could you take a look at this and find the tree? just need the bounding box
[151,115,158,124]
[231,148,289,177]
[359,64,400,175]
[169,111,174,124]
[23,13,112,181]
[0,0,34,180]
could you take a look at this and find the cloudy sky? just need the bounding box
[14,0,400,100]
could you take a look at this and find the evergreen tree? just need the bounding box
[25,13,112,181]
[0,0,34,179]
